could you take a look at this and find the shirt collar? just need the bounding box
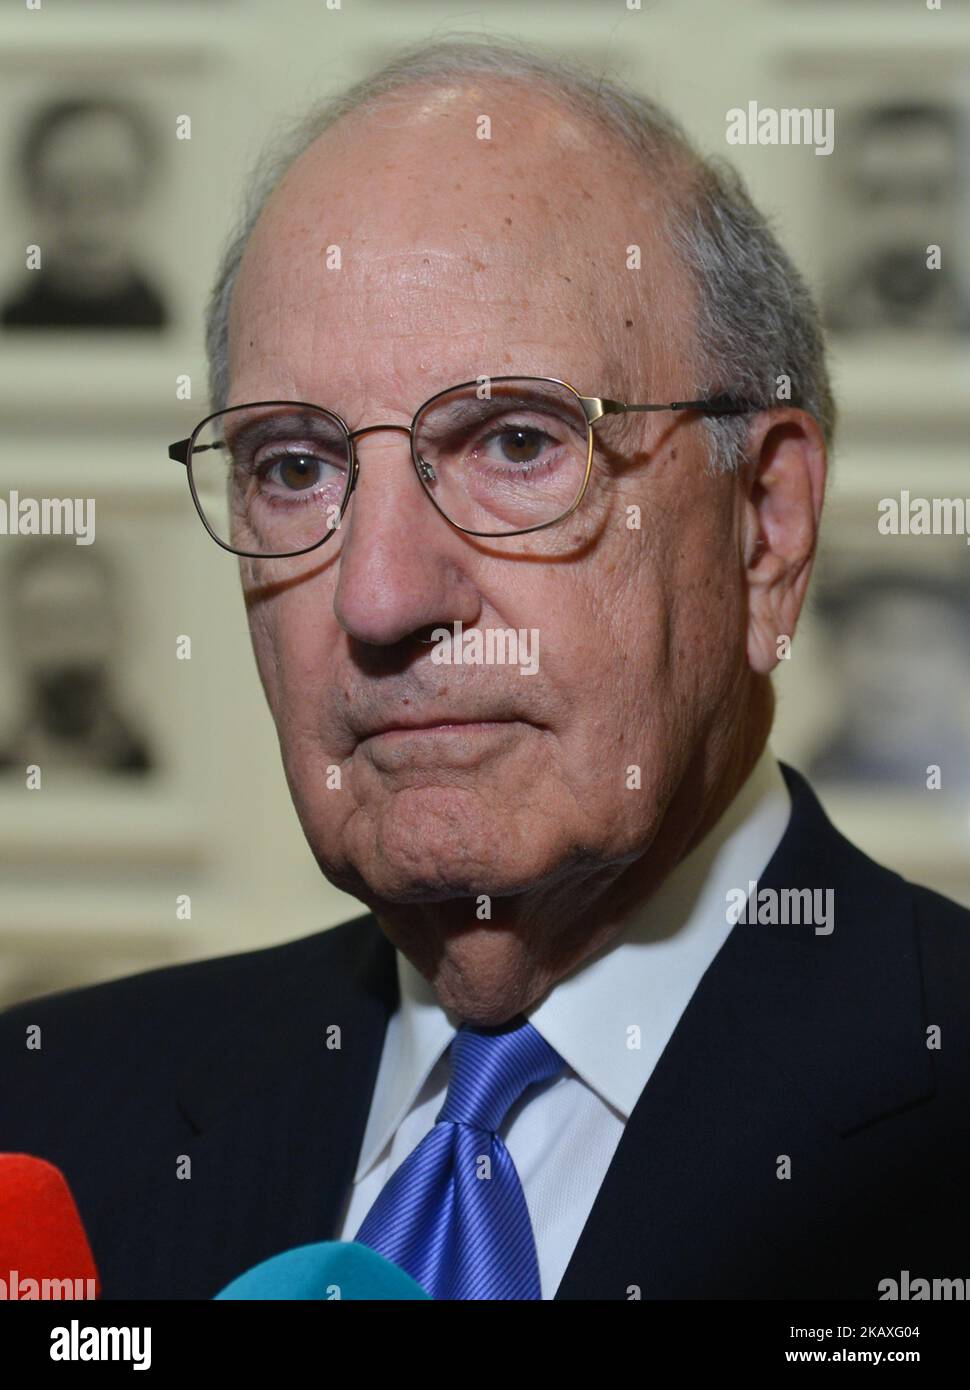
[353,745,791,1179]
[352,952,456,1180]
[526,744,790,1116]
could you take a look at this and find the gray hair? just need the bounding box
[204,34,836,472]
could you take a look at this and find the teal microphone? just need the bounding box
[214,1241,431,1300]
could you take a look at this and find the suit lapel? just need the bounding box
[556,766,935,1299]
[167,917,397,1299]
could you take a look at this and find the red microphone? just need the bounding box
[0,1155,99,1300]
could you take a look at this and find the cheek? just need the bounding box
[527,576,671,811]
[644,478,745,684]
[245,586,329,731]
[571,542,743,765]
[669,563,749,720]
[244,601,279,703]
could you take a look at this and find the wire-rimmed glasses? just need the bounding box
[168,375,756,559]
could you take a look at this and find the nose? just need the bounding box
[332,422,480,649]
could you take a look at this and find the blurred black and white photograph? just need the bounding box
[807,560,970,795]
[820,91,970,336]
[0,539,156,780]
[1,91,170,334]
[0,44,217,425]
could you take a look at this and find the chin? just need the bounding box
[312,788,558,900]
[436,992,527,1029]
[324,845,547,907]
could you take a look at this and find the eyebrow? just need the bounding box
[432,388,574,414]
[421,388,590,435]
[220,409,347,454]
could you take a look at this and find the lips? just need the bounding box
[360,716,517,741]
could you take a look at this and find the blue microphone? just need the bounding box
[214,1241,431,1300]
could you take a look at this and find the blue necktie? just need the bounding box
[354,1017,564,1299]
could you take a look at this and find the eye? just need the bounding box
[254,446,347,500]
[479,423,560,469]
[267,452,324,492]
[494,427,547,463]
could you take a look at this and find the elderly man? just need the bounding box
[2,40,968,1302]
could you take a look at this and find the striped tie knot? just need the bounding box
[436,1018,564,1135]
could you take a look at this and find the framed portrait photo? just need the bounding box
[0,36,219,424]
[773,469,970,905]
[780,45,970,429]
[0,444,203,870]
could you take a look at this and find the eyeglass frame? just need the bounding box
[168,374,759,559]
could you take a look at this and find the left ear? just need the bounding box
[739,409,828,675]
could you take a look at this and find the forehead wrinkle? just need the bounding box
[232,86,681,416]
[243,229,622,371]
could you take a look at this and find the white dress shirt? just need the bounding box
[337,745,791,1297]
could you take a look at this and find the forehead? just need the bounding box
[228,80,687,409]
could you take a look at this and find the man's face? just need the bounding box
[228,84,748,918]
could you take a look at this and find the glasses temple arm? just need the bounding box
[613,395,758,417]
[168,439,226,465]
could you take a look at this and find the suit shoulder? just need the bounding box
[781,766,970,943]
[0,911,381,1043]
[908,879,970,931]
[908,878,970,976]
[0,913,391,1151]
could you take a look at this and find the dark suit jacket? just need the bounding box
[1,764,968,1299]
